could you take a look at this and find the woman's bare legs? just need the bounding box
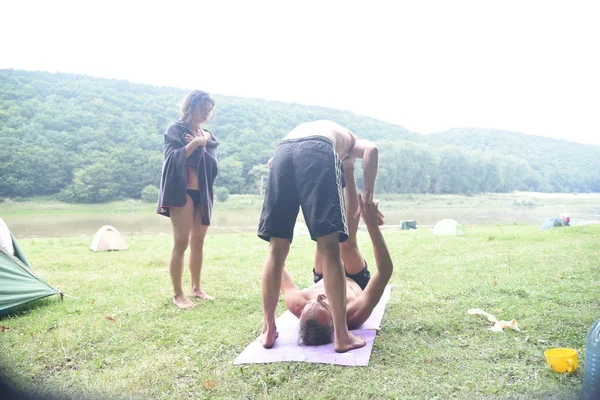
[189,206,213,299]
[168,195,196,309]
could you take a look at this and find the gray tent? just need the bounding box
[401,220,417,230]
[540,217,570,230]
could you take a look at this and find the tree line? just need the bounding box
[0,69,598,203]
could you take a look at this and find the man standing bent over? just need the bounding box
[257,120,379,353]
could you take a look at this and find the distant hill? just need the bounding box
[0,69,598,201]
[426,128,600,193]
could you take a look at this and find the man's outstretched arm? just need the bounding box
[349,139,378,203]
[346,195,393,328]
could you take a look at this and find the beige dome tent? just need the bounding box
[90,225,129,252]
[432,219,465,236]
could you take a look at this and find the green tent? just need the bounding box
[0,233,62,314]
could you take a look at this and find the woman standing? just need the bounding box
[157,90,219,309]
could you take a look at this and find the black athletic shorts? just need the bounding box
[257,136,348,242]
[313,261,372,291]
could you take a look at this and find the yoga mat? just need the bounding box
[234,285,392,366]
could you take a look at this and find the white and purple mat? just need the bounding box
[234,285,392,366]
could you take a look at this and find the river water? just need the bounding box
[4,202,599,238]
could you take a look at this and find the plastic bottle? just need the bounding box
[583,318,600,400]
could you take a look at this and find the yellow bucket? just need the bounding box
[544,348,578,373]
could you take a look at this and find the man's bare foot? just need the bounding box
[190,288,215,300]
[173,294,196,309]
[334,331,366,353]
[261,326,279,349]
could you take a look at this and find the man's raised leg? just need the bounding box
[261,237,290,348]
[317,233,366,353]
[340,159,366,275]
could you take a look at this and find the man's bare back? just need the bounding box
[283,120,356,160]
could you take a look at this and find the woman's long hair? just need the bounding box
[180,90,215,121]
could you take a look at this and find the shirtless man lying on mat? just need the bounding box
[280,159,394,345]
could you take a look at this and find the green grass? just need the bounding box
[1,224,599,399]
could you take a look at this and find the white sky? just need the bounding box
[1,0,599,145]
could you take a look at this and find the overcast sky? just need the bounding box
[1,0,599,145]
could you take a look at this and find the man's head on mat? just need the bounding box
[299,293,334,345]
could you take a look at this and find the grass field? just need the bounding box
[1,215,599,399]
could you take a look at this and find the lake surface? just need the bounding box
[5,203,600,238]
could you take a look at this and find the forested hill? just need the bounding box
[0,69,598,202]
[427,128,599,193]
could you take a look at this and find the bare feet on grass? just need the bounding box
[173,293,196,309]
[261,326,279,349]
[190,288,215,300]
[334,331,366,353]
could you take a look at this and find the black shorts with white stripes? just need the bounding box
[258,135,348,243]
